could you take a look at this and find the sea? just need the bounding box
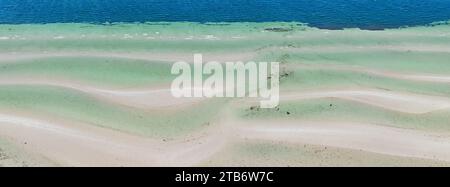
[1,0,450,30]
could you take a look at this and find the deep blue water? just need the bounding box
[1,0,450,29]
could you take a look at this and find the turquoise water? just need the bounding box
[1,0,450,29]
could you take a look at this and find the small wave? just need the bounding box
[53,36,65,39]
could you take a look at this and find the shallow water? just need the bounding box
[1,19,450,166]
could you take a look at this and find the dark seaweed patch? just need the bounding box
[264,27,293,32]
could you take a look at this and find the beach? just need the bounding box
[1,22,450,166]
